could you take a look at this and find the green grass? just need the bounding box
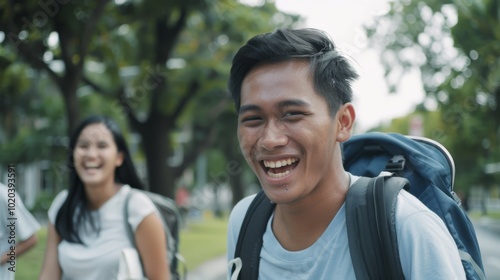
[14,227,47,280]
[179,214,228,271]
[14,214,228,280]
[468,210,500,220]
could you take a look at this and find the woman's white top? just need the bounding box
[48,185,157,279]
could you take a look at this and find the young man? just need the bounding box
[226,28,465,279]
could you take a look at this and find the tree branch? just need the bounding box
[149,6,189,121]
[170,69,218,123]
[82,75,105,93]
[175,124,218,175]
[117,86,142,132]
[3,1,60,84]
[172,97,228,174]
[53,23,73,78]
[156,7,188,64]
[16,41,61,85]
[77,0,111,70]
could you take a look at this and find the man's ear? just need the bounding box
[336,103,356,142]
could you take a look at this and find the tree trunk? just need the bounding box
[223,133,246,207]
[61,91,80,137]
[59,75,81,137]
[141,118,176,198]
[230,166,245,208]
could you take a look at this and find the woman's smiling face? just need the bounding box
[237,60,346,204]
[73,123,123,188]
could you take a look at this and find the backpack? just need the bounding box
[343,132,485,280]
[124,188,186,280]
[233,132,485,280]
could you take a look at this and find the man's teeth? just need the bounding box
[263,158,298,178]
[267,170,291,178]
[263,158,297,168]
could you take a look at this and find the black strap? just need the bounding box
[346,176,407,280]
[233,190,276,280]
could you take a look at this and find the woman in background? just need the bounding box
[39,115,170,280]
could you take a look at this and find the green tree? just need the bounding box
[364,0,500,189]
[0,0,300,198]
[0,55,67,165]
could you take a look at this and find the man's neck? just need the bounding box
[272,172,350,251]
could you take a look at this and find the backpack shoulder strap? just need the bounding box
[123,189,147,274]
[123,189,135,247]
[234,190,276,280]
[345,176,408,280]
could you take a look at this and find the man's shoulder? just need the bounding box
[227,193,260,239]
[396,190,434,215]
[395,190,447,232]
[227,193,259,258]
[229,194,258,224]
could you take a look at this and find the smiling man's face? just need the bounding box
[237,60,344,204]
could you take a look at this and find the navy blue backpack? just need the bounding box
[343,132,485,279]
[234,132,486,280]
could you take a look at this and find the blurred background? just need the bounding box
[0,0,499,278]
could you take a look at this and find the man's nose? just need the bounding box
[258,121,288,151]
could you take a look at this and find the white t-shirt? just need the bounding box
[48,185,157,280]
[0,182,41,280]
[227,174,466,280]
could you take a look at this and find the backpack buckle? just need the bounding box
[386,155,405,172]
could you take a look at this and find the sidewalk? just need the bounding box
[186,254,226,280]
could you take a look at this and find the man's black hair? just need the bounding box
[228,28,359,116]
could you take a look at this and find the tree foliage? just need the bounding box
[0,0,301,198]
[364,0,500,189]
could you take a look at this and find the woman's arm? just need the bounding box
[1,234,38,264]
[135,213,170,280]
[38,223,62,280]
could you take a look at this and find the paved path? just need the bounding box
[186,255,226,280]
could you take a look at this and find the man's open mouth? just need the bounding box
[261,158,299,178]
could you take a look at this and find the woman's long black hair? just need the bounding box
[55,115,145,244]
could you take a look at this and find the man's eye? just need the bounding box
[283,111,304,118]
[241,116,261,123]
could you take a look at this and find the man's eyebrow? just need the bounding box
[238,99,309,115]
[238,104,261,115]
[278,99,309,108]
